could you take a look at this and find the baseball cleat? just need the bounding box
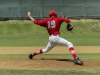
[29,54,33,59]
[73,57,83,65]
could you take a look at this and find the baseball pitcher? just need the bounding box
[27,10,83,65]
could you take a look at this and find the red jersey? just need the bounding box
[33,17,71,35]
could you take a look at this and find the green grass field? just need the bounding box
[0,20,100,46]
[0,20,100,75]
[0,33,100,46]
[0,69,100,75]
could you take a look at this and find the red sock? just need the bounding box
[69,47,77,59]
[32,49,43,56]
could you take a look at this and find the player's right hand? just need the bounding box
[28,12,31,17]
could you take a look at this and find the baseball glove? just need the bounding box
[67,24,73,31]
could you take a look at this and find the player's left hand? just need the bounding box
[67,23,73,31]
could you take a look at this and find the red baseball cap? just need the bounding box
[49,10,57,16]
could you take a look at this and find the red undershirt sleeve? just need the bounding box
[33,19,46,27]
[64,18,71,23]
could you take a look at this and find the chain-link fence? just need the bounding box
[0,0,100,20]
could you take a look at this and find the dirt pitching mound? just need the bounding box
[0,46,100,70]
[0,58,100,70]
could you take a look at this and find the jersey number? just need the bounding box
[47,20,56,29]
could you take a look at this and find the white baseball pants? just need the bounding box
[42,35,73,53]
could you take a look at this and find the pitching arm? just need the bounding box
[28,12,35,22]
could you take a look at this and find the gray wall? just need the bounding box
[0,0,100,20]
